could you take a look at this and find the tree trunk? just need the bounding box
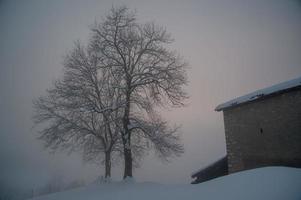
[123,91,133,179]
[105,151,111,178]
[123,146,133,179]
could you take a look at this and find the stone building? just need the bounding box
[215,76,301,173]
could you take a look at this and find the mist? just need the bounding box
[1,0,301,193]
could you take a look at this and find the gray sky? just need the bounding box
[1,0,301,189]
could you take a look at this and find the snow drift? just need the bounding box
[31,167,301,200]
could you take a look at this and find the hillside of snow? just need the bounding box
[31,167,301,200]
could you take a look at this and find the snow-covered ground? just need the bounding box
[31,167,301,200]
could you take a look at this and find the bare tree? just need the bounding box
[33,42,122,178]
[89,6,188,179]
[34,5,188,180]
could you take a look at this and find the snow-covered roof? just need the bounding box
[191,155,227,178]
[215,76,301,111]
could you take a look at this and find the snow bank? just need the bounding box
[31,167,301,200]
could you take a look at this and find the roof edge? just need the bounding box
[191,155,227,178]
[215,76,301,112]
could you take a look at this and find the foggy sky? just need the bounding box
[1,0,301,189]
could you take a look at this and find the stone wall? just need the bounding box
[223,88,301,173]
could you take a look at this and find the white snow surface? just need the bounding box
[215,76,301,111]
[31,167,301,200]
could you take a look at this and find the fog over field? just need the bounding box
[0,0,301,190]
